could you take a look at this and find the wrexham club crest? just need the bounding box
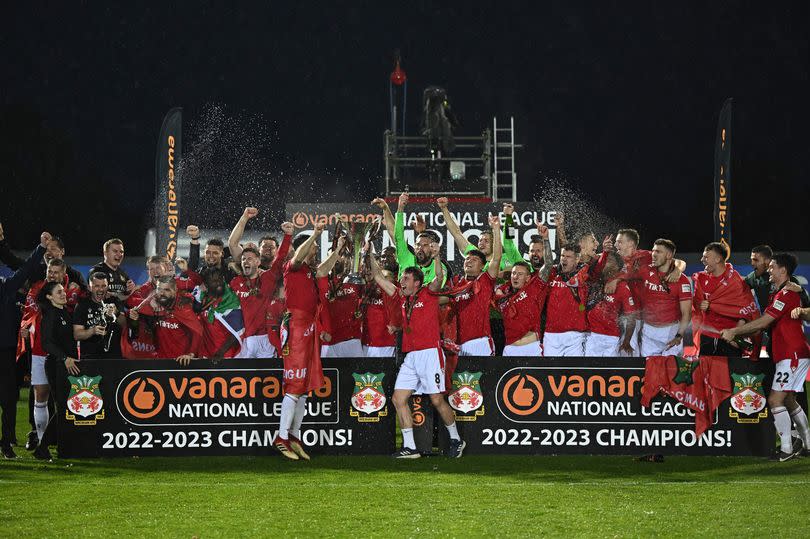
[729,373,768,423]
[350,372,388,422]
[66,375,105,426]
[449,371,484,421]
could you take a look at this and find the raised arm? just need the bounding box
[371,198,397,243]
[436,197,470,254]
[368,252,398,297]
[228,207,259,261]
[394,192,416,271]
[428,247,444,292]
[500,202,525,270]
[536,225,554,282]
[487,213,502,279]
[186,225,201,269]
[291,223,324,270]
[315,236,346,278]
[4,232,49,293]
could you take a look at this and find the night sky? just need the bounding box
[2,2,808,256]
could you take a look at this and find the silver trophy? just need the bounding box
[337,217,383,285]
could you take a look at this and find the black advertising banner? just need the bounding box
[58,356,773,457]
[442,356,774,456]
[154,107,183,260]
[58,358,396,457]
[285,202,560,274]
[713,98,732,256]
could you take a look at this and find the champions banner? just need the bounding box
[285,202,560,274]
[57,358,396,457]
[154,107,183,260]
[713,98,732,256]
[59,356,773,457]
[436,356,773,456]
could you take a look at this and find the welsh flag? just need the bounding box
[199,285,245,355]
[641,355,732,437]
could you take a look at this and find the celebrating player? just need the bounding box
[584,251,638,356]
[542,243,589,357]
[495,224,552,356]
[721,253,810,461]
[274,224,343,460]
[638,239,692,356]
[230,222,292,358]
[447,214,502,356]
[692,242,759,356]
[369,252,465,458]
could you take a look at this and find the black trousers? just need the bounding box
[699,335,742,357]
[39,358,70,451]
[0,347,19,445]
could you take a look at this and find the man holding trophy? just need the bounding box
[318,216,384,358]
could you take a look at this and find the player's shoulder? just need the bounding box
[774,287,800,304]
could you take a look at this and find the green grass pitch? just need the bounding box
[2,389,810,537]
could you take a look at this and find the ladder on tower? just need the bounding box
[491,116,520,202]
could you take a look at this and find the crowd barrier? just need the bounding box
[57,356,776,458]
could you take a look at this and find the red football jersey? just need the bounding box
[451,272,496,344]
[362,287,398,347]
[283,261,319,313]
[400,287,441,353]
[230,270,278,337]
[621,249,653,308]
[154,311,196,358]
[587,281,638,337]
[317,277,362,344]
[640,267,692,325]
[495,276,547,345]
[765,288,810,362]
[545,267,588,333]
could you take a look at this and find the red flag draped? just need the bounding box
[120,294,203,359]
[691,263,761,356]
[641,355,732,437]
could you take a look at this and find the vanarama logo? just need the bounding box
[496,367,647,424]
[291,211,379,229]
[501,374,543,416]
[122,377,165,419]
[115,369,338,426]
[165,134,178,260]
[410,395,426,426]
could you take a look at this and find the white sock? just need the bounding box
[34,401,49,441]
[773,406,793,453]
[289,395,308,439]
[277,394,298,440]
[445,422,460,441]
[789,406,810,447]
[402,428,416,450]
